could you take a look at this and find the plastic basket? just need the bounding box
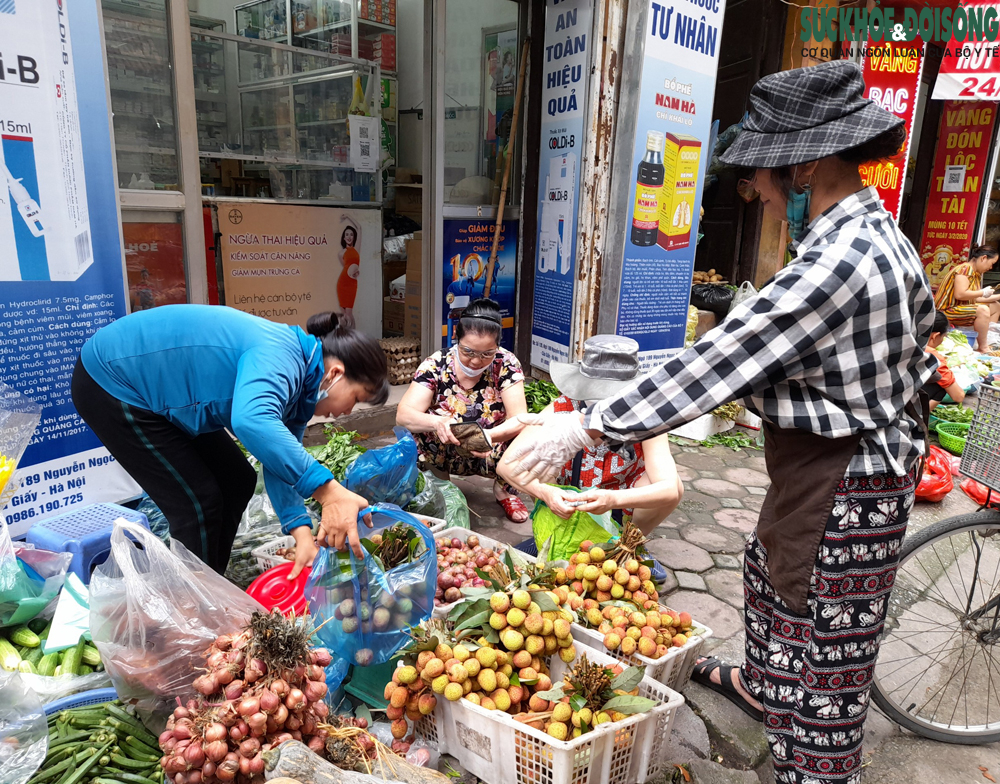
[936,421,970,455]
[571,615,713,692]
[960,384,1000,491]
[432,527,537,619]
[44,687,118,716]
[414,644,683,784]
[252,514,447,571]
[344,659,395,709]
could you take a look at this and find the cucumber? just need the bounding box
[25,647,44,666]
[37,651,59,676]
[18,659,36,674]
[0,637,21,670]
[9,624,41,648]
[60,638,86,677]
[81,644,101,667]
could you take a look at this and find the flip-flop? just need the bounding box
[497,494,530,523]
[691,657,764,721]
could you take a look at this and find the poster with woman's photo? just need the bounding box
[217,202,382,336]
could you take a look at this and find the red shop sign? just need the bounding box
[861,40,924,219]
[920,100,997,289]
[932,1,1000,100]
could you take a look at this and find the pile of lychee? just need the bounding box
[590,601,694,658]
[328,582,423,666]
[487,588,577,664]
[434,535,502,606]
[556,541,660,606]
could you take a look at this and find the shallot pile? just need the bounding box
[158,610,332,784]
[434,535,501,606]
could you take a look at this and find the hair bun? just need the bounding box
[306,311,341,337]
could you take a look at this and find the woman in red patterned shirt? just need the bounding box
[499,336,683,534]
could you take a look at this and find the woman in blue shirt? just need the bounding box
[72,305,389,577]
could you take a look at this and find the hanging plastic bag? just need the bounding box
[0,535,71,629]
[960,477,1000,508]
[915,445,954,503]
[305,505,435,667]
[729,281,758,313]
[431,476,470,529]
[531,486,620,562]
[344,428,419,508]
[89,519,264,718]
[405,472,447,520]
[0,671,47,784]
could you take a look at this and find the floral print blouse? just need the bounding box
[413,347,524,428]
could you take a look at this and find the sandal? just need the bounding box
[496,494,530,523]
[691,657,764,721]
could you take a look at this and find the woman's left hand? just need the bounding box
[572,488,619,515]
[288,526,319,579]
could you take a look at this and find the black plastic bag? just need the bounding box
[690,284,734,318]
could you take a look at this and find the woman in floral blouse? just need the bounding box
[397,299,530,522]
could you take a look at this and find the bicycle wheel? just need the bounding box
[872,510,1000,744]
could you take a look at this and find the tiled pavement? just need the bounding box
[359,431,1000,782]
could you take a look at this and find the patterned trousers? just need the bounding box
[739,473,914,784]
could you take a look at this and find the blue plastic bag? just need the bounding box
[305,504,435,667]
[343,427,419,508]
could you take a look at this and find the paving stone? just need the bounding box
[721,467,771,489]
[669,510,693,527]
[660,568,679,594]
[720,498,743,509]
[678,492,723,514]
[705,569,745,607]
[676,465,699,483]
[681,524,747,554]
[654,519,680,531]
[684,681,770,770]
[660,702,711,763]
[859,734,1000,784]
[712,553,743,570]
[646,538,715,572]
[693,478,748,498]
[741,496,764,513]
[685,759,759,784]
[661,590,745,639]
[714,509,758,534]
[700,470,720,479]
[744,455,768,472]
[675,451,730,470]
[747,486,767,496]
[676,570,707,591]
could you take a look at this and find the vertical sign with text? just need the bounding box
[920,101,996,290]
[2,0,139,536]
[861,41,924,219]
[530,0,592,370]
[616,0,726,369]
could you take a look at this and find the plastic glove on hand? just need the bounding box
[503,412,600,485]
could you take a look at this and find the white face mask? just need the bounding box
[317,375,340,402]
[454,349,486,379]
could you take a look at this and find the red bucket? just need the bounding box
[246,561,310,616]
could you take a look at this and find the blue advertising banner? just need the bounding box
[1,0,139,534]
[530,0,592,370]
[616,0,725,369]
[442,219,518,352]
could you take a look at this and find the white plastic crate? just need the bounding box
[414,644,684,784]
[432,526,537,620]
[251,514,447,571]
[571,616,713,692]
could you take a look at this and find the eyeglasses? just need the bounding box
[458,344,499,361]
[737,174,759,204]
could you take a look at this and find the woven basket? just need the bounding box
[379,337,421,385]
[936,421,970,455]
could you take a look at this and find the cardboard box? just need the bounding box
[383,258,406,298]
[405,234,422,288]
[656,133,702,252]
[383,297,405,335]
[396,185,422,219]
[404,293,421,341]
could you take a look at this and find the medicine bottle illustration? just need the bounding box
[630,131,664,247]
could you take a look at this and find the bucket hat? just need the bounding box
[720,60,903,169]
[550,335,641,401]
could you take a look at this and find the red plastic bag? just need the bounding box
[960,477,1000,507]
[916,445,954,502]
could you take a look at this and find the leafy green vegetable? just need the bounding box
[525,379,561,414]
[935,404,974,424]
[669,430,760,451]
[305,426,367,480]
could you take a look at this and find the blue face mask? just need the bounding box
[317,376,340,402]
[786,184,812,238]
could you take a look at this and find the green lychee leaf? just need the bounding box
[454,610,490,633]
[601,695,658,715]
[537,535,553,564]
[460,587,493,599]
[485,628,500,644]
[569,694,587,712]
[509,673,520,687]
[530,590,558,613]
[533,683,565,701]
[504,550,516,575]
[354,704,373,727]
[610,665,646,693]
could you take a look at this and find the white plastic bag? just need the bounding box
[89,519,263,718]
[729,281,758,313]
[0,671,47,784]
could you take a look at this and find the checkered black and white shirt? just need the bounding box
[586,187,937,477]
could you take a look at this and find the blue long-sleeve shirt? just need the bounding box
[80,305,333,533]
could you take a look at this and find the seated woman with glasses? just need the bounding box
[396,298,531,522]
